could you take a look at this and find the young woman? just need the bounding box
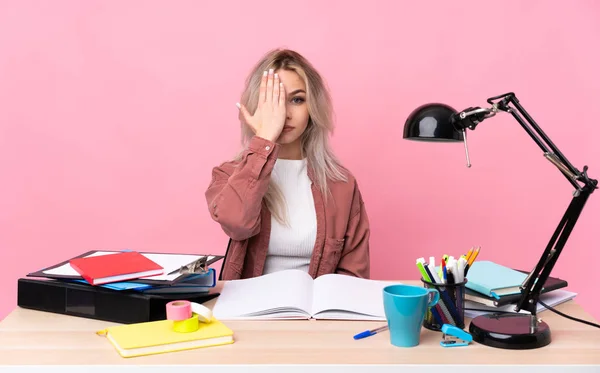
[205,49,370,280]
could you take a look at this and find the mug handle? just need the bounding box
[426,289,440,308]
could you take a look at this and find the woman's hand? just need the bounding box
[237,69,287,142]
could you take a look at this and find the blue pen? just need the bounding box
[353,325,388,340]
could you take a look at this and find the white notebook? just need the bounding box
[212,269,401,320]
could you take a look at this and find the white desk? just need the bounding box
[1,280,599,372]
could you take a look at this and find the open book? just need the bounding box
[212,269,400,321]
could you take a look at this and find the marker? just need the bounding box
[441,258,447,284]
[457,257,468,281]
[416,259,431,282]
[426,263,459,326]
[427,263,443,285]
[450,259,461,283]
[421,264,446,326]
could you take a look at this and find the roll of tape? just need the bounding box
[173,313,200,333]
[166,300,192,321]
[190,302,213,323]
[165,300,212,325]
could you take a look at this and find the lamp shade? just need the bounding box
[403,103,463,142]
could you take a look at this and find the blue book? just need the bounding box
[70,268,216,292]
[465,261,528,299]
[71,279,153,291]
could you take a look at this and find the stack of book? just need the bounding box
[18,250,224,324]
[28,250,223,294]
[463,261,577,318]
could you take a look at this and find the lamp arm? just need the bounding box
[515,190,591,316]
[456,93,598,317]
[489,93,590,192]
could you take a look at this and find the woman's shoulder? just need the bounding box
[326,164,364,197]
[330,163,360,187]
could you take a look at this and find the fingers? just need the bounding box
[265,69,274,103]
[259,70,267,103]
[278,81,286,106]
[273,73,280,105]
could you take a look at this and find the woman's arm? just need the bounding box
[205,136,279,240]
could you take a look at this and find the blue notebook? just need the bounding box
[465,261,528,299]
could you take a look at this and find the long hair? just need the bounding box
[234,48,347,224]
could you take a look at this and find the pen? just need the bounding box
[353,325,388,340]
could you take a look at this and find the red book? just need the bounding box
[69,252,164,285]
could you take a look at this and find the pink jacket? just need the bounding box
[205,136,370,280]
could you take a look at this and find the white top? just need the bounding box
[263,158,317,274]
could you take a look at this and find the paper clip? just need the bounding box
[440,324,472,347]
[167,256,208,276]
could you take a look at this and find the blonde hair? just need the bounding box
[235,48,348,224]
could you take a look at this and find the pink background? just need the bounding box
[1,1,599,322]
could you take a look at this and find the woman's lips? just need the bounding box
[282,126,294,132]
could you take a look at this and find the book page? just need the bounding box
[311,274,401,320]
[212,270,314,320]
[43,251,117,275]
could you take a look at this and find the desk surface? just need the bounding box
[1,280,599,367]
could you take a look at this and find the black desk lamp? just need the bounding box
[403,92,598,349]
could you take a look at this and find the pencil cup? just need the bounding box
[420,278,467,331]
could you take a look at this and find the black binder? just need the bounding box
[17,278,220,324]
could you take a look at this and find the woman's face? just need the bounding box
[275,69,310,145]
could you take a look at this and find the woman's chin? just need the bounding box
[277,131,300,145]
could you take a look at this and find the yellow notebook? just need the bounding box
[97,317,234,358]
